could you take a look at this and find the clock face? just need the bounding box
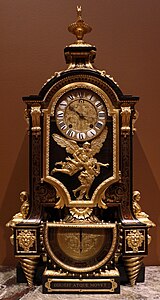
[55,88,107,141]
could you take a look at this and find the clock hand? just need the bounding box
[69,105,80,115]
[69,104,95,121]
[69,105,86,118]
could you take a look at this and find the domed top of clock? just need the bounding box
[64,6,96,69]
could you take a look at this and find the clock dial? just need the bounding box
[55,88,107,141]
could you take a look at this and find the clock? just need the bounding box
[55,87,107,141]
[7,6,154,295]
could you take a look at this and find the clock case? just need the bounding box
[7,9,154,294]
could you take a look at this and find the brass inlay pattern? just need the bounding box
[92,111,119,207]
[43,111,71,209]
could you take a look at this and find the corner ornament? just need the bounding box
[17,230,36,252]
[6,191,29,227]
[133,191,155,228]
[126,230,144,253]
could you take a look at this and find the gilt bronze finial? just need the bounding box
[68,6,92,43]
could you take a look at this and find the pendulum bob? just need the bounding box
[20,257,39,288]
[123,256,143,286]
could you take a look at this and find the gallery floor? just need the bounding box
[0,266,160,300]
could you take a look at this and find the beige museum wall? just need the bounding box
[0,0,160,266]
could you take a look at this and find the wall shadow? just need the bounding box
[0,134,29,266]
[133,135,160,265]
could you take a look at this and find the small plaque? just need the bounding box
[43,277,120,294]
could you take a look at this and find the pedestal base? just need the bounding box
[17,261,145,286]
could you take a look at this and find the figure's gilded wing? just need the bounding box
[52,134,79,154]
[90,127,108,156]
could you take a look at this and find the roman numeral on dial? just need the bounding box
[59,121,67,130]
[98,111,106,119]
[87,129,96,138]
[66,129,76,137]
[76,132,86,140]
[95,101,103,109]
[57,111,64,119]
[95,121,104,129]
[67,94,74,101]
[59,100,68,109]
